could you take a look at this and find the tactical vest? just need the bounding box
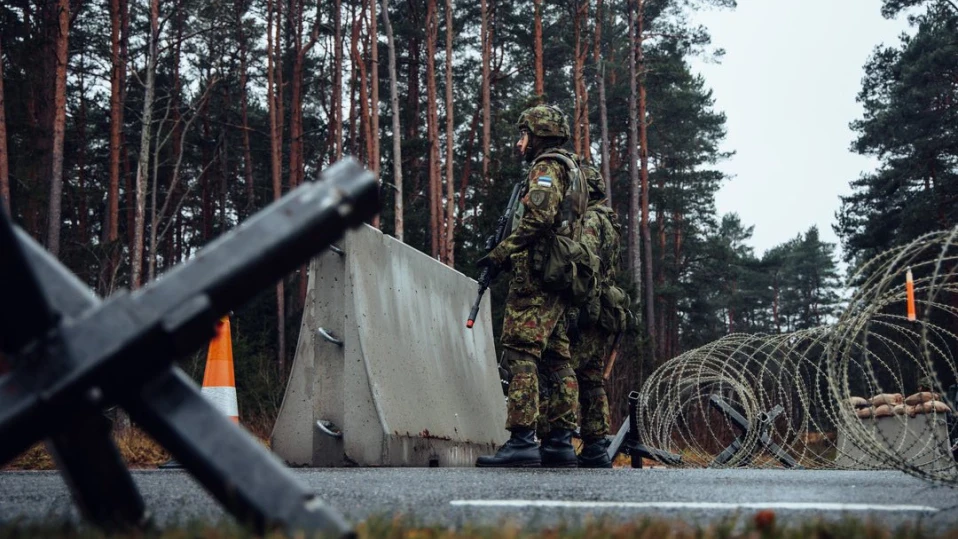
[509,150,588,239]
[512,149,597,306]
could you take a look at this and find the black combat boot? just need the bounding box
[476,428,541,467]
[578,437,612,468]
[540,429,578,468]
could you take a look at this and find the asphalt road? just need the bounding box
[2,468,958,532]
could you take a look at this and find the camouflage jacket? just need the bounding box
[581,201,620,289]
[487,147,580,266]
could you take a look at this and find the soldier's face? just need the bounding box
[516,131,529,156]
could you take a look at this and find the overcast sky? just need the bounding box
[688,0,912,259]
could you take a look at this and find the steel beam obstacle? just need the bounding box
[708,394,802,469]
[0,159,378,536]
[607,391,682,468]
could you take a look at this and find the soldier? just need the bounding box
[475,104,586,468]
[572,164,622,468]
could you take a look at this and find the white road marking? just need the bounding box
[450,500,939,512]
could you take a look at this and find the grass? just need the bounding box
[2,416,275,471]
[0,514,953,539]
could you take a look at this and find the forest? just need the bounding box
[0,0,953,424]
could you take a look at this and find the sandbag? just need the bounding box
[908,400,953,416]
[873,404,895,418]
[904,392,940,406]
[870,393,903,407]
[849,396,871,409]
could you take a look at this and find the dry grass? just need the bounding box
[3,417,273,471]
[0,514,950,539]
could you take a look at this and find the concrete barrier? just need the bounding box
[271,224,507,466]
[835,413,956,472]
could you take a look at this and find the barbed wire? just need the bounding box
[635,227,958,483]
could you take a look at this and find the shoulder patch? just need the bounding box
[536,175,553,187]
[529,190,547,208]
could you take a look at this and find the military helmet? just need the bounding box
[583,164,607,199]
[516,104,570,141]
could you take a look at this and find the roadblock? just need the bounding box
[834,413,956,472]
[271,224,507,466]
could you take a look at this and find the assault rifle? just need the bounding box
[466,181,524,328]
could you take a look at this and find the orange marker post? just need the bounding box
[906,268,916,321]
[201,316,239,422]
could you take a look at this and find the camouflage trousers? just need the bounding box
[571,324,613,440]
[501,254,578,432]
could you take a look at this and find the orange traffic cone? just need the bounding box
[201,316,239,423]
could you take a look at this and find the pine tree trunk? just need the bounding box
[637,0,655,360]
[75,60,89,246]
[382,0,403,241]
[444,0,455,266]
[480,0,491,185]
[627,0,641,299]
[131,0,159,289]
[534,0,544,98]
[236,0,254,213]
[369,0,381,228]
[348,19,360,156]
[572,0,590,160]
[353,4,372,167]
[267,0,286,374]
[0,39,9,215]
[46,0,70,258]
[333,0,344,161]
[425,0,440,259]
[106,0,127,242]
[572,1,582,155]
[595,0,611,202]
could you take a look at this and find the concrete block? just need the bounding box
[834,413,956,472]
[271,225,508,466]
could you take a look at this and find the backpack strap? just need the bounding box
[533,152,588,238]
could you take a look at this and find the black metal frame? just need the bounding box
[708,394,802,469]
[0,159,378,536]
[607,391,683,468]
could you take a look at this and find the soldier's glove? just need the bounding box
[475,254,500,271]
[477,245,508,272]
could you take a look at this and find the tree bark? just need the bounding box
[267,0,286,374]
[382,0,403,241]
[75,56,89,246]
[595,0,611,202]
[637,0,655,360]
[352,9,372,166]
[627,0,641,299]
[0,39,9,215]
[235,0,254,214]
[106,0,128,242]
[46,0,70,258]
[289,0,320,193]
[480,0,491,185]
[425,0,440,259]
[369,0,381,228]
[534,0,543,98]
[131,0,159,289]
[572,0,590,160]
[348,16,359,156]
[333,0,344,160]
[443,0,455,265]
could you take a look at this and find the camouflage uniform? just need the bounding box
[572,165,621,442]
[485,110,582,434]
